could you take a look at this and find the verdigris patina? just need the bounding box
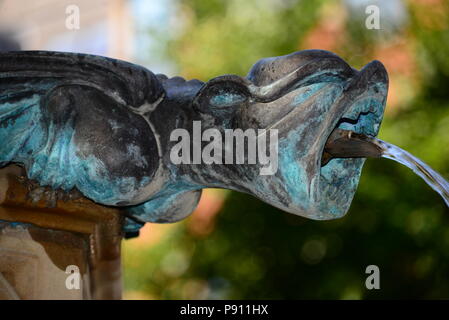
[0,50,388,235]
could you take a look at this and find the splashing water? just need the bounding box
[377,139,449,207]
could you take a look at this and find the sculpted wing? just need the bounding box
[0,51,164,205]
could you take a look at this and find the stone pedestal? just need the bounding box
[0,166,124,299]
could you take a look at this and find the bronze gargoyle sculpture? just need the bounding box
[0,50,388,236]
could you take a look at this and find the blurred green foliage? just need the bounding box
[124,0,449,299]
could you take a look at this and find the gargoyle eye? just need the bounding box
[210,91,247,107]
[194,75,251,114]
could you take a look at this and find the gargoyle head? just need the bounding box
[157,49,388,220]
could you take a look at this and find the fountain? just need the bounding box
[0,49,447,299]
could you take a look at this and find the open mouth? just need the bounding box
[306,60,388,219]
[321,60,388,166]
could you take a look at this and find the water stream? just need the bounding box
[377,139,449,207]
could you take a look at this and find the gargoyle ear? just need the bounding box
[193,75,252,114]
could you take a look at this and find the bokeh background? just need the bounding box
[1,0,449,299]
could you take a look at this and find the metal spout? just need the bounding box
[322,129,384,166]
